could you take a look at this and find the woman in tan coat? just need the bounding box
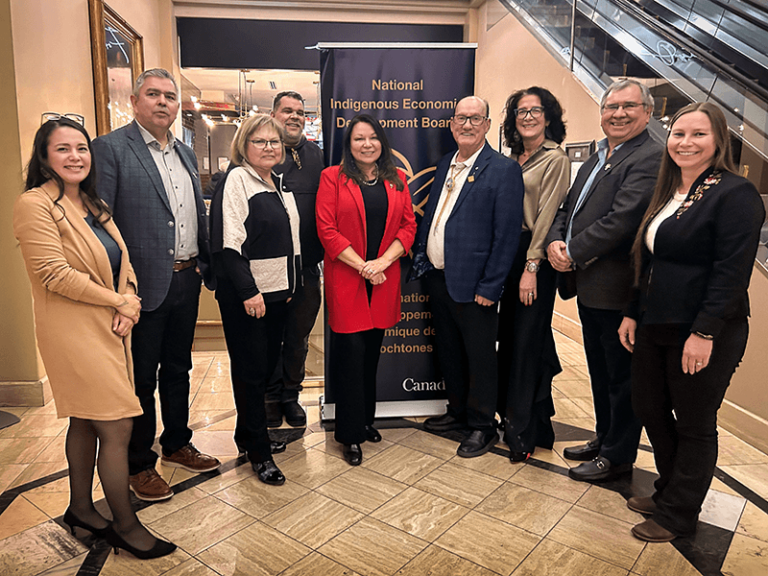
[13,115,175,559]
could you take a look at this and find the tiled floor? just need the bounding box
[2,333,768,576]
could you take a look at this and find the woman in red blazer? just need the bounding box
[316,114,416,465]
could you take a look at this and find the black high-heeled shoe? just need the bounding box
[62,508,110,537]
[509,450,532,463]
[104,525,177,560]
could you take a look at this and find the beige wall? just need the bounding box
[721,267,768,452]
[10,0,172,161]
[174,0,469,25]
[0,0,39,383]
[475,5,605,147]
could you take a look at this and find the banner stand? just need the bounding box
[315,42,476,421]
[320,398,449,421]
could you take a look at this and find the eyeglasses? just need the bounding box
[248,139,282,150]
[513,107,545,119]
[601,102,644,113]
[452,115,488,126]
[41,112,85,126]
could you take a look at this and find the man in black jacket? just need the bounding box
[266,91,325,427]
[546,79,663,482]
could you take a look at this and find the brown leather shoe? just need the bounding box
[631,519,677,542]
[627,496,657,515]
[129,468,173,502]
[161,443,221,473]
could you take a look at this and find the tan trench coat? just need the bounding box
[13,182,142,420]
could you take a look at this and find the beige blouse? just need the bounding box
[511,140,571,261]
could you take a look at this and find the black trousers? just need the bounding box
[266,267,322,403]
[424,270,498,433]
[329,328,385,445]
[129,266,201,475]
[632,320,748,535]
[497,234,561,453]
[578,302,641,465]
[216,277,288,463]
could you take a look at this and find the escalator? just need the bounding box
[499,0,768,265]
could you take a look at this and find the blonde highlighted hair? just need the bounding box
[230,114,286,168]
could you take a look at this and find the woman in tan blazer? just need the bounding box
[13,116,174,559]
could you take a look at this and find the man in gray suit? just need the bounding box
[93,68,220,502]
[546,79,663,482]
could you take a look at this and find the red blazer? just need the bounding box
[316,165,417,333]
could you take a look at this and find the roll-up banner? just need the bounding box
[317,43,476,420]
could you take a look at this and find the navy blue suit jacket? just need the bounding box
[411,142,524,303]
[92,121,212,311]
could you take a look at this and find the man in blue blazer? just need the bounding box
[93,69,219,502]
[546,79,664,482]
[412,96,523,458]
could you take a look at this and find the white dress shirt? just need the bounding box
[427,146,483,269]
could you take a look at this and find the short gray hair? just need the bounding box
[600,79,654,113]
[134,68,179,97]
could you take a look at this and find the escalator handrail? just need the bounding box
[609,0,768,104]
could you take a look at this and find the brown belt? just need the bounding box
[173,258,196,272]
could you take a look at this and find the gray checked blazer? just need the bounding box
[92,121,213,312]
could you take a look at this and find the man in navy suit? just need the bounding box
[93,68,220,502]
[412,96,523,458]
[546,79,663,482]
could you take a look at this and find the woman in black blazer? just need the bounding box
[618,102,764,542]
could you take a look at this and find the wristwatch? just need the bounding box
[525,261,540,273]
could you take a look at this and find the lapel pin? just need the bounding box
[468,175,475,183]
[604,164,612,171]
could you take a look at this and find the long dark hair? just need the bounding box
[631,102,735,280]
[502,87,566,155]
[25,118,110,223]
[340,114,404,191]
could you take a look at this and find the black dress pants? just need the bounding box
[329,328,385,445]
[266,266,322,403]
[578,302,641,465]
[129,266,200,475]
[424,270,498,433]
[497,234,561,453]
[632,320,748,535]
[216,277,288,464]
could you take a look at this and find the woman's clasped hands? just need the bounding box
[360,258,389,285]
[112,293,141,337]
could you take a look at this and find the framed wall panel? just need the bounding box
[88,0,144,135]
